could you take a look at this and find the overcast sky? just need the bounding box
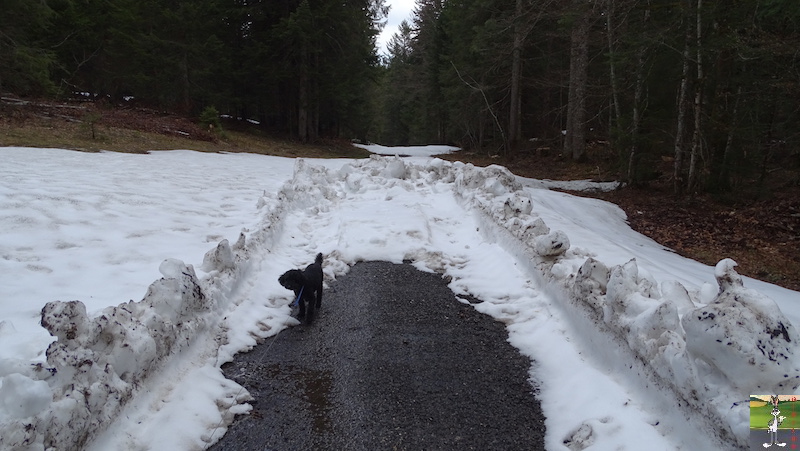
[377,0,416,55]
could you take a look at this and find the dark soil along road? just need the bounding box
[210,261,545,450]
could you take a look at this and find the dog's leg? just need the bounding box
[296,290,306,320]
[305,295,315,324]
[315,284,322,309]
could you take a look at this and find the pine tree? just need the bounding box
[0,0,56,95]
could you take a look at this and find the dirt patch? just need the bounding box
[0,96,215,143]
[0,95,371,158]
[593,187,799,290]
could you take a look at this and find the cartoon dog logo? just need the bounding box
[763,395,787,448]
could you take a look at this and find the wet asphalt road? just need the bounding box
[210,261,545,450]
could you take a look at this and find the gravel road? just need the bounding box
[210,261,545,450]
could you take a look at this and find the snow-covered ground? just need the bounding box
[1,146,798,450]
[353,142,459,157]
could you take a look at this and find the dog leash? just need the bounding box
[291,286,304,307]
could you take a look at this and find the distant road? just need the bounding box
[210,261,545,450]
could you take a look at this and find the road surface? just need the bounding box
[210,261,545,450]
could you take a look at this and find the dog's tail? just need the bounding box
[315,253,323,265]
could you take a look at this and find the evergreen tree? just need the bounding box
[0,0,56,95]
[380,20,417,145]
[3,0,798,198]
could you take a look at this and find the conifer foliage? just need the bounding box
[375,0,800,196]
[1,0,387,141]
[3,0,799,196]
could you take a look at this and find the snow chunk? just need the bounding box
[698,282,717,304]
[200,240,235,272]
[0,358,33,378]
[503,193,533,217]
[160,258,187,279]
[606,259,657,322]
[660,280,697,316]
[682,259,800,393]
[39,300,90,343]
[0,373,52,419]
[511,216,549,242]
[714,257,742,292]
[145,260,207,321]
[484,177,509,196]
[563,421,595,450]
[455,164,522,196]
[381,157,407,179]
[573,258,609,311]
[534,230,570,257]
[281,159,339,207]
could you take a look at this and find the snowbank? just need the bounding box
[521,178,621,192]
[0,260,211,449]
[292,155,799,448]
[0,156,349,449]
[272,155,799,447]
[353,142,460,157]
[2,153,796,450]
[0,182,289,450]
[440,159,799,449]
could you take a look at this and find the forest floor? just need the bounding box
[2,96,798,291]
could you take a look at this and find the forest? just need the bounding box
[1,0,388,142]
[2,0,799,195]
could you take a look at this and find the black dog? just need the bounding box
[278,253,323,324]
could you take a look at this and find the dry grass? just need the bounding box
[0,97,371,158]
[0,119,371,158]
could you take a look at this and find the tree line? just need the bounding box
[2,0,799,195]
[1,0,387,142]
[373,0,800,195]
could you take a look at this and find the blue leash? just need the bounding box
[291,286,304,307]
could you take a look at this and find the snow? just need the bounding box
[354,142,459,157]
[1,146,798,450]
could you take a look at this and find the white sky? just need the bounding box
[378,0,416,54]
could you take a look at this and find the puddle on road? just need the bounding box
[263,363,333,434]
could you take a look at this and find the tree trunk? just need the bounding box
[687,0,703,193]
[298,77,308,141]
[719,85,742,189]
[298,45,310,142]
[564,3,591,161]
[180,52,191,114]
[508,0,523,149]
[673,15,692,196]
[606,0,621,131]
[308,52,319,141]
[628,40,648,184]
